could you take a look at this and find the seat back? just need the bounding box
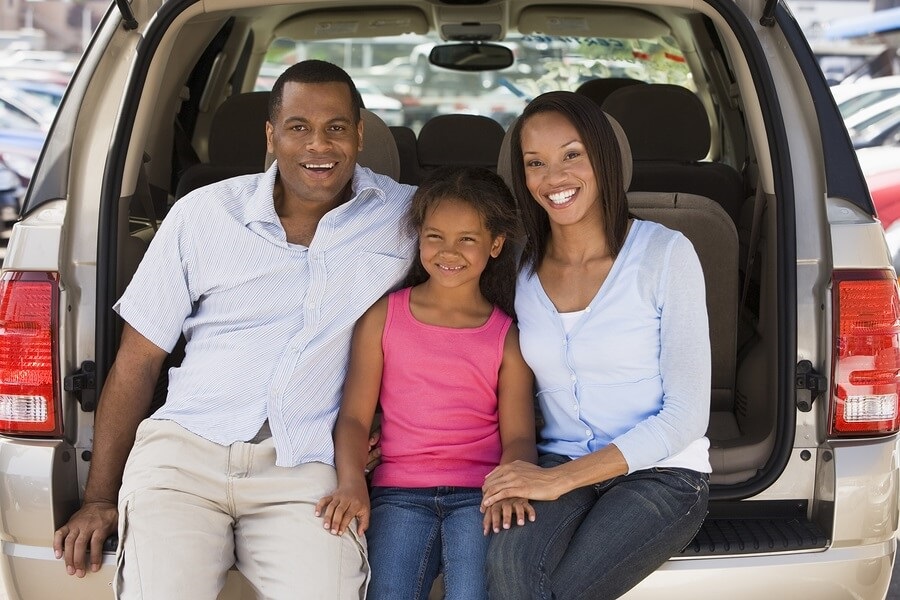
[390,125,420,185]
[601,84,745,224]
[417,114,505,177]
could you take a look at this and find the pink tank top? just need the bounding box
[371,287,513,488]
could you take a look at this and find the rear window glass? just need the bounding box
[254,33,694,132]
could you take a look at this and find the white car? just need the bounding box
[830,74,900,119]
[0,1,897,599]
[355,79,404,127]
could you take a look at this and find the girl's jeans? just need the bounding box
[486,453,709,600]
[366,486,489,600]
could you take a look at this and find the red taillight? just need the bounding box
[0,271,61,436]
[829,270,900,437]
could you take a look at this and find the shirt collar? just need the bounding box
[242,162,387,227]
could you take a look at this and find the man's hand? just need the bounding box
[482,496,535,535]
[53,501,118,577]
[315,478,371,536]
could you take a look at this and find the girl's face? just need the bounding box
[520,111,601,227]
[418,197,505,290]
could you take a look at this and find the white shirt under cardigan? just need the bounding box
[114,162,416,467]
[515,219,712,474]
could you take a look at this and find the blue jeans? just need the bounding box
[366,486,489,600]
[486,454,709,600]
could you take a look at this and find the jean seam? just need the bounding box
[414,515,441,599]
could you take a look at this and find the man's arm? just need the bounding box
[53,323,169,577]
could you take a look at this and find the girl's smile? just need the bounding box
[418,197,504,289]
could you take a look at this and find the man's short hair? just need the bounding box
[268,59,363,123]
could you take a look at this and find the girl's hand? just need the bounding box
[481,460,565,509]
[482,497,535,535]
[315,478,370,536]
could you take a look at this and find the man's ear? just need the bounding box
[265,121,275,154]
[491,235,506,258]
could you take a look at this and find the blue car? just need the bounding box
[0,105,45,187]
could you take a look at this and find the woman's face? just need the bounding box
[520,111,601,227]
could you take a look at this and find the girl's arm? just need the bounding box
[497,325,538,467]
[315,297,388,536]
[484,325,539,533]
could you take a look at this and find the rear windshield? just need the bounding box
[255,33,694,133]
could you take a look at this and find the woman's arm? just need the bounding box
[482,443,628,507]
[315,297,388,536]
[610,234,711,472]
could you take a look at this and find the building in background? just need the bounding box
[0,0,105,52]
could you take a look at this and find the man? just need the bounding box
[53,60,416,598]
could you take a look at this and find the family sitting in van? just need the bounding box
[54,59,711,600]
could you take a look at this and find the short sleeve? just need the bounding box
[113,204,195,353]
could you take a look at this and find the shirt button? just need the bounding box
[585,306,592,313]
[570,375,577,382]
[308,302,316,310]
[585,429,591,436]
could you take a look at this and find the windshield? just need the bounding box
[255,33,694,133]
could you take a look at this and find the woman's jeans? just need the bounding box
[486,454,709,600]
[366,486,489,600]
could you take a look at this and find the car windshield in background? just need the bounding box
[254,33,693,132]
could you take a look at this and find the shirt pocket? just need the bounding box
[351,251,414,312]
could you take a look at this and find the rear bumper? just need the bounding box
[2,538,895,600]
[624,539,896,599]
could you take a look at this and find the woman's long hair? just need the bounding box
[509,91,629,274]
[404,165,523,317]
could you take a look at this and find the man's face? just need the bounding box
[266,81,363,207]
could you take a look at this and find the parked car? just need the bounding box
[1,1,897,599]
[857,145,900,228]
[830,74,900,119]
[844,94,900,148]
[0,105,46,186]
[0,78,68,108]
[355,79,404,127]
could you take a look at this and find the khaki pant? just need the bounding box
[114,419,368,600]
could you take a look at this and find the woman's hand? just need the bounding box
[315,478,370,536]
[482,496,536,535]
[481,460,566,509]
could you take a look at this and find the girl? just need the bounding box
[316,165,537,600]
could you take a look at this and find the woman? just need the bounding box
[482,91,711,600]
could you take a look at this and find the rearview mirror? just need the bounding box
[428,43,514,71]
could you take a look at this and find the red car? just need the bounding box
[857,146,900,229]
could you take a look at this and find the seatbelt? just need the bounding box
[135,152,159,233]
[740,179,766,316]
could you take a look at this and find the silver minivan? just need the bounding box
[1,0,897,598]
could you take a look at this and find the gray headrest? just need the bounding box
[264,108,400,180]
[497,112,633,193]
[602,84,710,161]
[575,77,646,107]
[417,114,505,168]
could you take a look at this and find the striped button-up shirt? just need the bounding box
[114,163,416,467]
